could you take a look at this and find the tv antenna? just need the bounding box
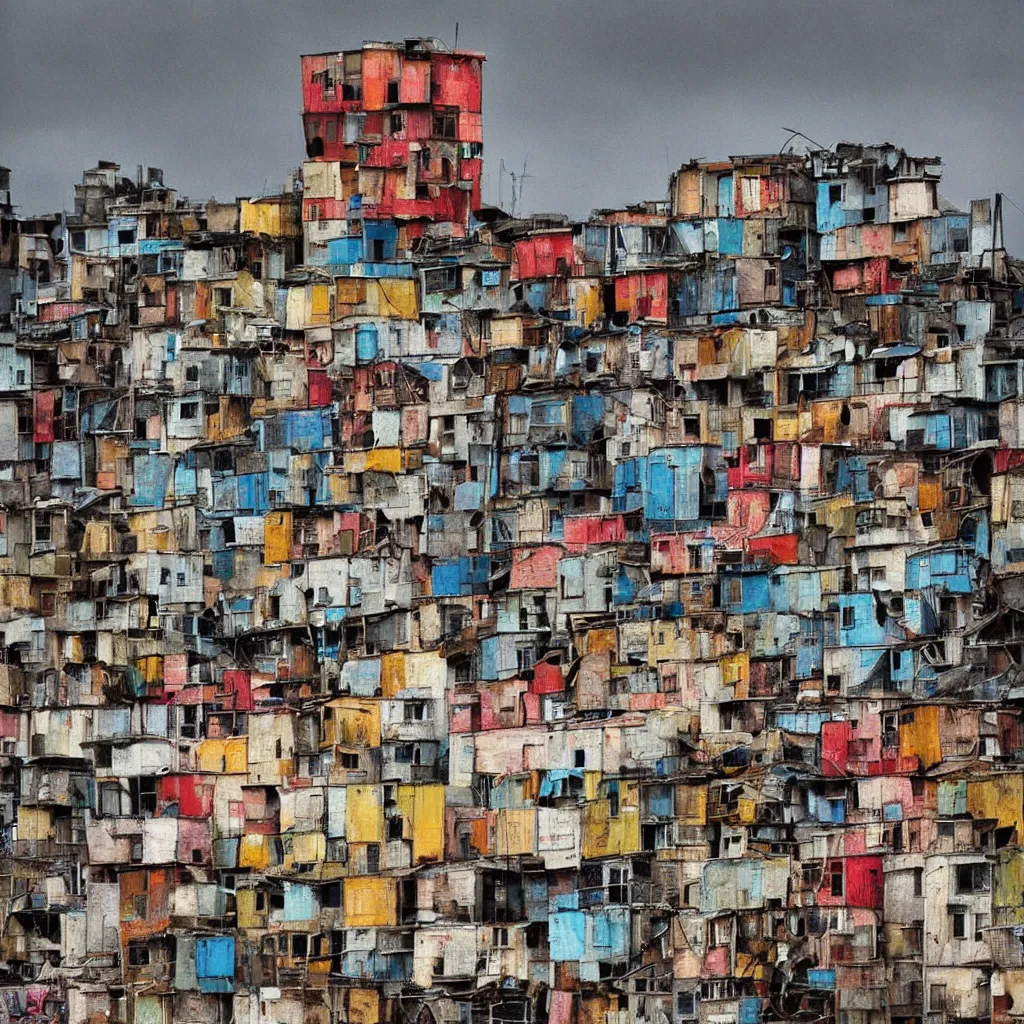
[499,154,533,218]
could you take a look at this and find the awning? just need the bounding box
[866,344,921,360]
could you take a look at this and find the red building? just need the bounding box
[300,39,484,237]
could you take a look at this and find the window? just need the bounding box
[389,112,404,135]
[882,712,898,748]
[711,916,731,946]
[366,843,380,873]
[802,862,822,888]
[938,821,955,839]
[956,862,990,893]
[842,605,855,628]
[424,265,459,293]
[324,118,337,143]
[118,228,136,245]
[862,206,876,223]
[33,511,51,544]
[951,911,966,938]
[726,578,742,605]
[180,401,199,421]
[137,777,157,816]
[606,780,620,818]
[828,184,844,204]
[432,106,458,139]
[608,867,627,904]
[764,267,778,288]
[127,943,150,966]
[386,80,399,103]
[403,701,429,721]
[185,364,200,382]
[829,861,844,897]
[214,287,232,308]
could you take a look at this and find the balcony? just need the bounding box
[10,839,82,861]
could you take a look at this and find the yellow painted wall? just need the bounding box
[398,783,445,863]
[968,772,1024,838]
[69,255,88,301]
[264,511,292,565]
[240,198,302,238]
[365,448,402,473]
[310,284,331,324]
[197,737,248,774]
[494,807,537,856]
[380,652,405,698]
[345,785,383,843]
[348,989,380,1024]
[675,783,707,825]
[16,806,52,841]
[570,279,602,328]
[287,831,326,867]
[368,279,418,319]
[236,888,261,928]
[720,650,750,697]
[344,877,396,927]
[582,782,640,858]
[325,699,381,747]
[994,850,1024,919]
[238,834,271,870]
[899,705,941,770]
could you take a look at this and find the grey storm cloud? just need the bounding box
[3,0,1024,246]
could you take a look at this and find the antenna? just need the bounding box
[780,126,827,154]
[502,153,533,218]
[454,21,459,50]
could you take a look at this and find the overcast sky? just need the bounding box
[4,0,1024,246]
